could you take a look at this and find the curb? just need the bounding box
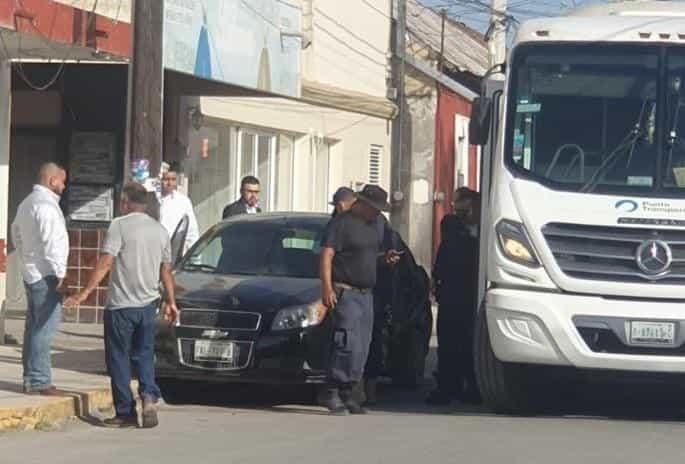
[0,388,112,431]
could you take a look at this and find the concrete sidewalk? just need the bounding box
[0,318,113,430]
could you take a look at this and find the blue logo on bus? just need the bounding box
[615,199,639,213]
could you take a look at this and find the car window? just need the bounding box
[182,220,325,278]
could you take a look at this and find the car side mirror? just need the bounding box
[469,96,493,146]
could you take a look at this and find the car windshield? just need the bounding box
[506,44,685,197]
[181,218,327,279]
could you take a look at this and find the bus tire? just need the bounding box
[474,307,540,415]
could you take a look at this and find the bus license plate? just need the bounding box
[629,321,676,346]
[194,340,234,362]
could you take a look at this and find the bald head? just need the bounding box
[38,162,67,196]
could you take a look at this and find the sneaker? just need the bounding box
[102,415,138,428]
[340,388,368,415]
[141,396,159,428]
[319,388,349,416]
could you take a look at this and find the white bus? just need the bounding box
[472,1,685,413]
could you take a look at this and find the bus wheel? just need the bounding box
[474,308,541,415]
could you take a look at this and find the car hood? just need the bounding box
[173,271,321,313]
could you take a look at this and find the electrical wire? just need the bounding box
[2,0,103,91]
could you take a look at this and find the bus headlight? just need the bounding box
[496,219,540,268]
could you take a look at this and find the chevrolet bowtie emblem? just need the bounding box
[201,329,229,339]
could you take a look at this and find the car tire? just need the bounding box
[474,307,543,415]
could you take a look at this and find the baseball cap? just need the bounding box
[329,187,355,206]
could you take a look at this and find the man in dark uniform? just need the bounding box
[222,176,262,219]
[427,187,481,405]
[319,185,399,415]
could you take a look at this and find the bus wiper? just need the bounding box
[581,101,649,193]
[665,77,684,176]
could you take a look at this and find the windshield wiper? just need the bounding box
[182,263,217,273]
[580,100,650,193]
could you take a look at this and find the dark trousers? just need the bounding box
[104,304,161,417]
[363,294,385,380]
[436,304,476,396]
[327,289,374,389]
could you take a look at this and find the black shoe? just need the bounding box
[425,390,455,405]
[346,401,368,415]
[340,387,368,415]
[319,388,349,416]
[142,396,159,428]
[102,415,138,428]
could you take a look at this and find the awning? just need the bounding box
[301,79,398,120]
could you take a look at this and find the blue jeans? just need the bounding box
[327,289,374,387]
[104,304,161,417]
[22,276,62,391]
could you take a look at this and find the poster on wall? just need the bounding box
[68,185,114,222]
[163,0,301,98]
[69,132,117,184]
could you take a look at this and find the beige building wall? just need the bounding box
[302,0,392,99]
[54,0,131,21]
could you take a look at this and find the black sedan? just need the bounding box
[155,212,432,400]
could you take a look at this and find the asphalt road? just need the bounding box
[3,381,685,464]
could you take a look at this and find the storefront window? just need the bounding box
[275,134,294,211]
[238,129,277,211]
[187,122,232,233]
[310,138,330,213]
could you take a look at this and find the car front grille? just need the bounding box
[178,309,261,330]
[542,223,685,284]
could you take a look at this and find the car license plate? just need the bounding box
[629,321,676,346]
[194,340,234,362]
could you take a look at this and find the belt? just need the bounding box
[334,282,372,294]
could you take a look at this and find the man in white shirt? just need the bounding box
[11,162,69,395]
[158,166,199,252]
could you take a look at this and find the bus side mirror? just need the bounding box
[469,96,492,146]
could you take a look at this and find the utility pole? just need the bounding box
[390,0,409,238]
[488,0,507,71]
[127,1,164,177]
[127,0,164,218]
[438,8,446,73]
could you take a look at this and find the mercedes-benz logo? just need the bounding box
[636,240,672,276]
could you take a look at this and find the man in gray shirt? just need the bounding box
[66,182,178,429]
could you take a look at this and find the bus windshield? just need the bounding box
[506,43,685,197]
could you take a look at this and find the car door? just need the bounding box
[170,214,189,266]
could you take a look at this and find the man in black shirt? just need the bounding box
[319,185,398,415]
[427,187,481,405]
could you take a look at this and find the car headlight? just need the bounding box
[271,300,327,331]
[496,219,540,268]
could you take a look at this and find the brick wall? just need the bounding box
[64,228,109,324]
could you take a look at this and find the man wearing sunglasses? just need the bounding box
[222,176,262,219]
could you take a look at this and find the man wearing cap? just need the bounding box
[329,187,356,217]
[319,185,400,415]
